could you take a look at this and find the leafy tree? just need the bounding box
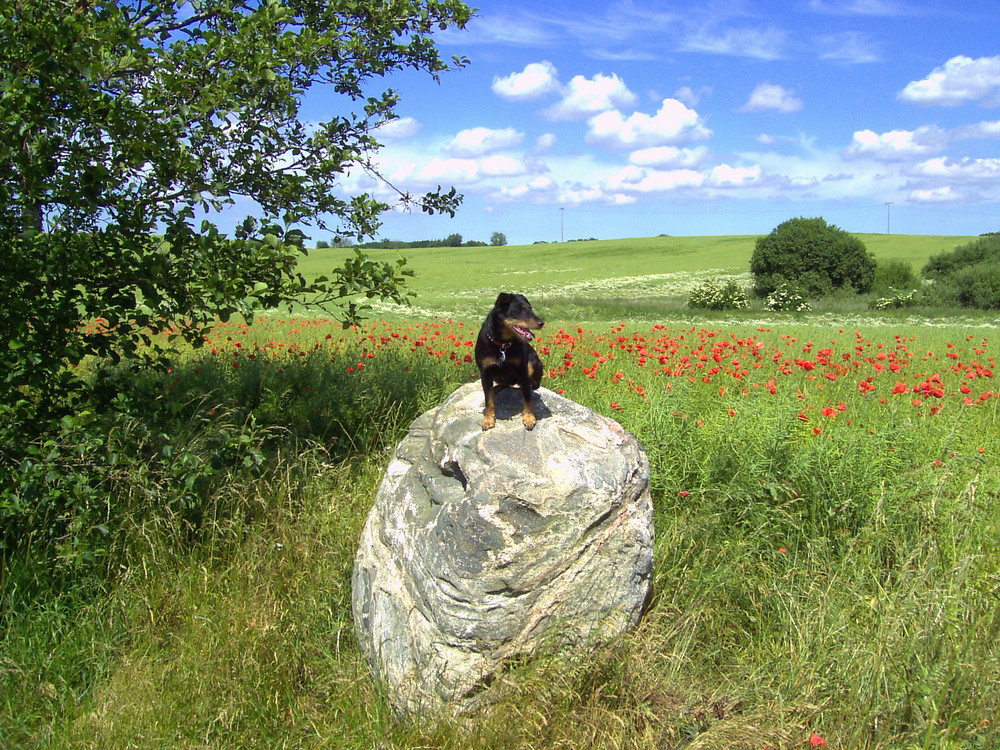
[443,232,463,246]
[490,231,507,246]
[921,234,1000,309]
[922,234,1000,280]
[0,0,472,420]
[750,217,876,298]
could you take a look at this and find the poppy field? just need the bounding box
[6,309,1000,750]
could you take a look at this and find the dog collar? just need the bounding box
[488,333,511,361]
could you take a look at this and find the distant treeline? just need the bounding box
[318,232,507,249]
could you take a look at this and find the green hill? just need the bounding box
[298,233,975,321]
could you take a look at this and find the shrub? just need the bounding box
[923,234,1000,280]
[870,289,919,311]
[751,217,876,298]
[920,236,1000,309]
[765,283,811,312]
[687,279,751,311]
[872,260,917,294]
[953,263,1000,309]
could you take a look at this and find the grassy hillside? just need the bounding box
[5,316,997,749]
[300,233,974,321]
[4,232,998,750]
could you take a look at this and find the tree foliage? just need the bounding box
[0,0,472,418]
[750,217,876,298]
[921,234,1000,309]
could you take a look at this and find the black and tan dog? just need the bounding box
[475,292,545,430]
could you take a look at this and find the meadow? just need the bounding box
[3,233,999,749]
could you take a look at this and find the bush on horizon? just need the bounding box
[751,217,877,298]
[921,234,1000,309]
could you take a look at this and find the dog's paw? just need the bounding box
[482,415,496,431]
[522,412,536,430]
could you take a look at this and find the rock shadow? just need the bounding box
[489,386,552,424]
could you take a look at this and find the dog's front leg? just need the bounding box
[520,378,537,430]
[481,372,497,430]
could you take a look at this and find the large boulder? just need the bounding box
[351,382,654,714]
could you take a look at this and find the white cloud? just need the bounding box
[494,176,558,202]
[546,73,637,120]
[609,167,704,193]
[404,154,539,186]
[709,164,763,186]
[444,126,524,157]
[416,157,481,184]
[844,126,948,160]
[586,98,712,148]
[479,155,534,177]
[951,120,1000,140]
[909,156,1000,180]
[673,86,702,107]
[560,184,635,205]
[534,133,558,152]
[492,61,561,100]
[680,26,786,61]
[816,32,880,64]
[629,145,708,168]
[898,55,1000,106]
[461,14,554,47]
[373,117,421,140]
[909,186,962,203]
[740,82,803,113]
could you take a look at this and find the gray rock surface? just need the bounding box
[352,382,654,714]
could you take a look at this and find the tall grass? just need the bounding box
[3,315,998,749]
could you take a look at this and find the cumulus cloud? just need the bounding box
[478,154,535,177]
[909,186,962,203]
[740,82,803,113]
[586,98,712,148]
[494,175,557,202]
[406,152,539,186]
[844,126,948,160]
[492,61,561,100]
[710,164,763,186]
[373,117,421,140]
[494,175,634,206]
[898,55,1000,106]
[415,157,481,184]
[546,72,637,120]
[444,126,524,157]
[909,156,1000,180]
[606,166,705,193]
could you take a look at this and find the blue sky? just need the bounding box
[314,0,1000,245]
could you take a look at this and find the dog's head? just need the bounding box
[494,292,544,341]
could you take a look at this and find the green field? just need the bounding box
[301,232,976,322]
[4,233,999,750]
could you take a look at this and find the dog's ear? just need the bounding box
[494,292,513,307]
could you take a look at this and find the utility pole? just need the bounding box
[885,201,893,234]
[560,207,564,243]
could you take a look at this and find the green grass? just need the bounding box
[300,233,976,322]
[3,234,1000,749]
